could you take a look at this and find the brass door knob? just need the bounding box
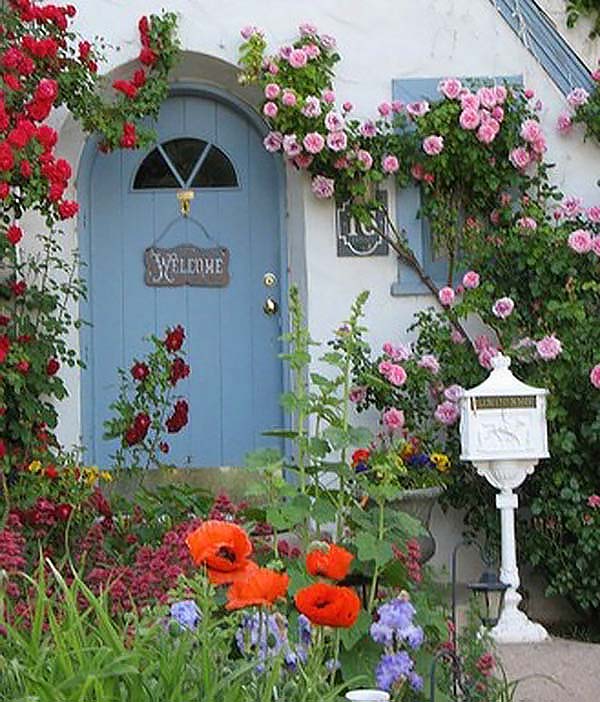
[263,297,279,316]
[263,272,278,287]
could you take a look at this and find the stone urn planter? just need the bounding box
[345,691,390,702]
[391,486,444,564]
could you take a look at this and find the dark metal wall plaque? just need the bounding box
[471,395,536,410]
[336,190,389,257]
[144,245,230,287]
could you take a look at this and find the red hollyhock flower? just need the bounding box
[186,520,258,585]
[226,567,289,610]
[0,335,9,363]
[294,583,361,628]
[138,16,150,45]
[306,543,354,581]
[131,361,149,381]
[139,47,157,66]
[56,503,73,521]
[134,412,151,435]
[169,357,190,385]
[113,80,137,99]
[165,325,185,352]
[46,358,59,376]
[132,69,146,88]
[58,200,79,219]
[125,426,141,446]
[0,142,14,171]
[16,359,29,374]
[6,224,22,245]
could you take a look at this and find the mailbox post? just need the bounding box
[460,354,549,643]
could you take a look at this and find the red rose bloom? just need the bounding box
[139,47,157,66]
[0,182,10,199]
[132,69,146,88]
[166,399,188,433]
[120,122,137,149]
[78,41,91,60]
[20,160,32,178]
[35,125,58,150]
[4,74,22,91]
[46,358,59,375]
[113,80,137,99]
[165,324,185,352]
[0,142,14,171]
[131,361,149,381]
[8,125,31,148]
[124,426,141,446]
[6,224,22,245]
[58,200,79,219]
[16,359,29,374]
[138,16,150,43]
[169,357,190,385]
[44,465,58,479]
[35,78,58,103]
[134,412,151,435]
[27,99,52,122]
[159,441,169,454]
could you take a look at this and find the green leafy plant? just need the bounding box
[566,0,600,37]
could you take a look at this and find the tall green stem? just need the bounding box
[368,498,385,613]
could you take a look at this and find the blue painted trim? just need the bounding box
[491,0,594,96]
[76,81,291,462]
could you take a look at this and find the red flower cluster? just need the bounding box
[124,412,151,446]
[131,361,150,381]
[166,399,188,433]
[393,538,422,584]
[165,324,185,352]
[169,357,190,385]
[13,496,73,537]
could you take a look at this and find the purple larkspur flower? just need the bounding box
[377,598,416,632]
[169,600,201,631]
[408,671,424,691]
[370,620,394,646]
[403,624,425,650]
[376,651,414,691]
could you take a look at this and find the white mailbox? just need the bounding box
[460,354,549,463]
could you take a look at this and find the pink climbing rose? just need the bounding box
[462,271,480,289]
[492,297,515,319]
[382,154,399,174]
[536,335,562,361]
[423,135,444,155]
[434,401,460,426]
[418,354,440,374]
[590,364,600,389]
[588,495,600,508]
[288,48,308,68]
[509,147,530,170]
[311,175,334,199]
[438,77,462,99]
[383,407,405,431]
[303,132,325,154]
[568,229,593,254]
[438,286,455,306]
[459,108,480,130]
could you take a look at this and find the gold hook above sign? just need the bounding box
[177,190,194,218]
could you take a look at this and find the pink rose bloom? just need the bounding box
[349,385,367,403]
[495,85,508,103]
[240,25,262,39]
[438,286,455,306]
[382,154,399,174]
[406,100,430,118]
[477,86,497,109]
[438,78,462,99]
[382,342,411,361]
[303,132,325,154]
[459,108,480,130]
[303,43,320,60]
[566,87,589,108]
[263,102,278,118]
[387,364,408,387]
[531,136,547,155]
[299,22,318,36]
[378,360,393,376]
[474,335,494,352]
[288,48,308,68]
[418,354,440,374]
[265,83,280,100]
[517,217,537,230]
[509,147,530,170]
[342,100,353,112]
[593,68,600,82]
[357,149,373,170]
[321,89,336,104]
[587,206,600,223]
[334,156,349,170]
[520,119,542,143]
[477,121,499,144]
[478,348,497,370]
[383,407,405,431]
[283,135,301,157]
[592,236,600,256]
[568,229,593,253]
[268,63,279,75]
[411,163,425,180]
[444,384,464,402]
[451,329,466,344]
[326,131,347,152]
[536,335,562,361]
[320,34,337,49]
[360,120,377,138]
[301,95,322,118]
[460,92,480,110]
[282,90,297,107]
[490,209,501,225]
[561,195,584,219]
[588,494,600,508]
[434,401,460,426]
[589,364,600,389]
[500,191,512,206]
[378,101,392,116]
[462,270,480,289]
[279,45,293,60]
[311,175,334,199]
[325,111,345,132]
[423,135,444,155]
[492,297,515,319]
[391,100,404,113]
[294,153,313,169]
[492,105,504,122]
[557,112,572,134]
[263,131,283,152]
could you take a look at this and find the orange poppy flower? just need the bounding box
[186,520,257,585]
[226,567,290,610]
[306,543,354,581]
[294,582,361,628]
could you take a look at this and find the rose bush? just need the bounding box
[558,65,600,144]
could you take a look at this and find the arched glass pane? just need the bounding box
[133,148,179,189]
[163,138,208,183]
[191,145,238,188]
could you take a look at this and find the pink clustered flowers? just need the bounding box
[589,364,600,389]
[536,335,562,361]
[379,360,408,387]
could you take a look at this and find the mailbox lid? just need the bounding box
[462,354,547,399]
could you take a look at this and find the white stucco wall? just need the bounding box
[31,0,599,588]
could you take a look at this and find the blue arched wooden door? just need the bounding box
[80,91,284,468]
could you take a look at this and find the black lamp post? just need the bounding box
[430,539,508,701]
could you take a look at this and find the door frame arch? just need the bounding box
[76,81,289,464]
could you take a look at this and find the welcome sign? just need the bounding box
[144,245,230,287]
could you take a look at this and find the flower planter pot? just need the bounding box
[345,690,390,702]
[391,486,444,564]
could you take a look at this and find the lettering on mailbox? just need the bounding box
[471,395,536,411]
[144,245,230,287]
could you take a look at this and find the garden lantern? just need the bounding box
[459,353,549,643]
[467,568,509,628]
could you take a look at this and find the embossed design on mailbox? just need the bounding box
[144,245,230,287]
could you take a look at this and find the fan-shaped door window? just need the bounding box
[133,137,239,190]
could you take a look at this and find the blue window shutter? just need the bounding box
[390,75,521,296]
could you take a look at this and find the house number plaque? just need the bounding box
[144,245,230,287]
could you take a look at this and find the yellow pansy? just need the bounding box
[28,460,43,473]
[100,471,113,483]
[430,453,451,473]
